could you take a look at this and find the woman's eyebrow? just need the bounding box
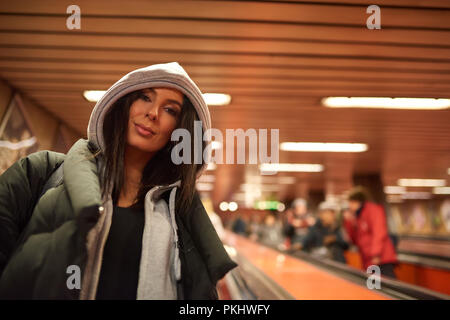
[166,99,182,109]
[144,88,182,108]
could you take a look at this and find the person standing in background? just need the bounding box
[344,187,398,278]
[284,198,316,250]
[300,201,349,263]
[258,212,285,250]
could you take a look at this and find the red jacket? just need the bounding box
[344,202,397,269]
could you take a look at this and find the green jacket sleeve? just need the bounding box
[0,150,65,276]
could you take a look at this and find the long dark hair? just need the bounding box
[96,89,205,211]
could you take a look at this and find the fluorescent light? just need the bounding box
[384,186,406,194]
[202,93,231,106]
[433,187,450,194]
[228,202,238,212]
[401,192,432,200]
[83,90,106,102]
[280,142,368,152]
[246,176,296,184]
[83,91,232,106]
[198,175,215,183]
[219,202,229,211]
[322,97,450,110]
[397,179,446,187]
[260,163,323,173]
[196,183,214,191]
[0,136,37,150]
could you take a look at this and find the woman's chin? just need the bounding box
[127,139,161,155]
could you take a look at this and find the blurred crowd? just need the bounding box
[224,187,399,278]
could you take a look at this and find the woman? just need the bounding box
[0,62,237,299]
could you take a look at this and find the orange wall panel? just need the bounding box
[345,250,450,296]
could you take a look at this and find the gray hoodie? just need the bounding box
[80,62,212,300]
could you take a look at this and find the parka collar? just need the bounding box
[63,138,102,218]
[149,179,181,202]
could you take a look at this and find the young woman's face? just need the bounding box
[127,87,183,154]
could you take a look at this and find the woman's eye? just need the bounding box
[165,107,177,116]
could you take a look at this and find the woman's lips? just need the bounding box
[134,123,155,137]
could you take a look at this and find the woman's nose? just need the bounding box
[146,104,159,120]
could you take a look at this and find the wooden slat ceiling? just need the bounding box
[1,0,449,205]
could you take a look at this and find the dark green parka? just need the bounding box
[0,139,237,299]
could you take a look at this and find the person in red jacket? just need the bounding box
[344,187,398,278]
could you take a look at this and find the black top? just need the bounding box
[96,205,145,300]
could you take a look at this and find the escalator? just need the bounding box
[221,231,450,300]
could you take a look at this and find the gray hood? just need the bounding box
[86,61,212,176]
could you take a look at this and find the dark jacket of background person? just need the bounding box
[301,220,349,263]
[343,202,397,269]
[283,212,314,246]
[283,218,309,243]
[0,140,237,299]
